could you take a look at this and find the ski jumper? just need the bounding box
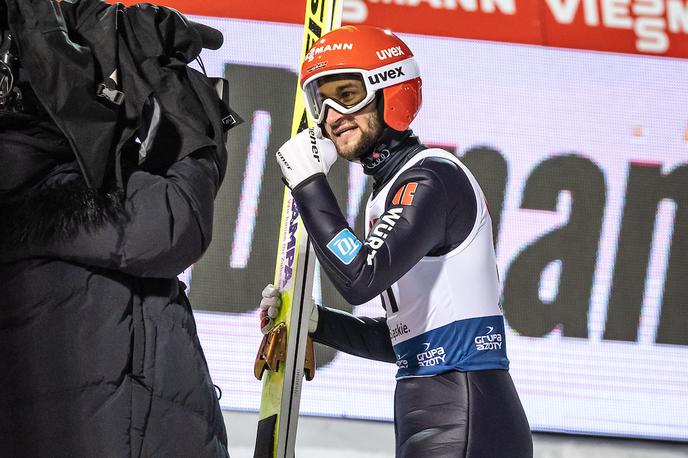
[291,130,533,458]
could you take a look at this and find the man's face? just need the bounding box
[317,76,383,161]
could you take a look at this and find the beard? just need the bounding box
[332,111,383,161]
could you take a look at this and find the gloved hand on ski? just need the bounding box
[259,284,319,335]
[275,127,338,189]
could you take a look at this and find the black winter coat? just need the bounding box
[0,0,227,458]
[0,0,230,454]
[0,145,228,456]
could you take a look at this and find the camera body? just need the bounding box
[0,0,23,113]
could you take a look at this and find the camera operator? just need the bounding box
[0,1,234,456]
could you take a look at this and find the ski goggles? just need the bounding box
[302,57,420,124]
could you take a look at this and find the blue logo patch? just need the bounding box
[327,229,362,265]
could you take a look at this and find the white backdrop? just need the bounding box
[184,17,688,442]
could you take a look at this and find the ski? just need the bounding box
[253,1,343,457]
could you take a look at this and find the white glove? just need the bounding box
[275,127,338,189]
[259,284,320,335]
[259,284,281,335]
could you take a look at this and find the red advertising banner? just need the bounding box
[344,0,543,45]
[118,1,306,25]
[541,0,688,58]
[118,0,688,58]
[347,0,688,58]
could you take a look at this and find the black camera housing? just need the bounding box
[0,0,23,113]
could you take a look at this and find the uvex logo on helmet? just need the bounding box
[305,42,354,63]
[368,67,405,85]
[376,46,405,61]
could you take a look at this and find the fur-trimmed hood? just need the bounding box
[0,168,124,253]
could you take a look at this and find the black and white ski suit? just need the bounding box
[290,129,533,458]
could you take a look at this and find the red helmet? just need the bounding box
[300,25,422,132]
